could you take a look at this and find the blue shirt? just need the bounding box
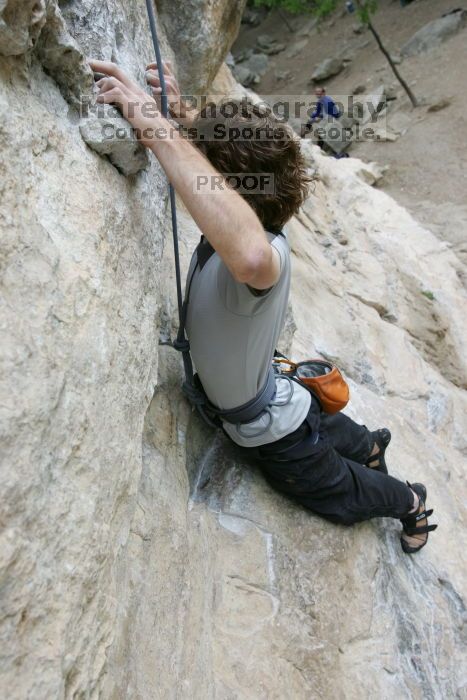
[310,95,340,120]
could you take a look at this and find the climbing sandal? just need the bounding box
[400,482,438,554]
[365,428,391,474]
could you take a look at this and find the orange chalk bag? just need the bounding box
[273,356,350,414]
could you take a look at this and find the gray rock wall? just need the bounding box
[1,2,467,700]
[0,1,243,697]
[0,4,166,696]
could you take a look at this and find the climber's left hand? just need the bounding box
[90,59,164,147]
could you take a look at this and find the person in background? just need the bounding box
[307,86,340,125]
[303,86,341,147]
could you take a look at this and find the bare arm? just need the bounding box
[149,131,280,287]
[90,60,280,289]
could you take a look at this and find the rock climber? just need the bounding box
[89,58,437,554]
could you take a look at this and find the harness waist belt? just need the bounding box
[209,367,277,425]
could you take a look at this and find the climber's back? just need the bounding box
[185,230,311,447]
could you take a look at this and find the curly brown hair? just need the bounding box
[191,99,312,231]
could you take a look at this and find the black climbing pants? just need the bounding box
[242,396,414,526]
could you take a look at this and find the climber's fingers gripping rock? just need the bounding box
[145,61,196,126]
[145,61,178,98]
[145,59,175,91]
[89,59,162,148]
[90,59,138,90]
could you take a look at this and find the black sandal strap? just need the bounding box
[400,481,437,554]
[402,523,438,536]
[412,508,433,521]
[401,508,433,525]
[365,428,391,473]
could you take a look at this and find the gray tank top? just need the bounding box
[185,231,311,447]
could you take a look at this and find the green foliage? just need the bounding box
[313,0,340,19]
[252,0,379,23]
[252,0,314,13]
[354,0,378,25]
[421,290,435,301]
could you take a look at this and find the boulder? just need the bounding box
[311,56,344,82]
[241,8,262,27]
[243,51,269,77]
[285,37,308,59]
[401,10,467,57]
[232,62,258,87]
[234,46,253,63]
[256,33,285,55]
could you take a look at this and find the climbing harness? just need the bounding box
[182,235,292,434]
[144,1,282,431]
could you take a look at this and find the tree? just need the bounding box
[253,0,418,107]
[354,0,418,106]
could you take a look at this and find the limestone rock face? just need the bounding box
[35,0,93,105]
[157,0,247,94]
[79,104,149,176]
[1,6,467,700]
[0,2,241,698]
[0,0,47,56]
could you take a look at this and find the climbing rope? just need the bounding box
[144,0,182,323]
[144,0,220,426]
[143,1,279,432]
[144,2,197,380]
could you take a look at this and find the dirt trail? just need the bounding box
[234,0,467,260]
